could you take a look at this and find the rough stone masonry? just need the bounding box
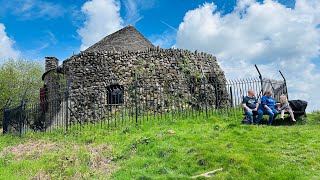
[43,25,228,123]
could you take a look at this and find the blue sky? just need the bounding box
[0,0,319,111]
[0,0,296,60]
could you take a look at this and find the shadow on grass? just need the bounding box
[272,117,305,126]
[241,115,307,126]
[258,115,307,126]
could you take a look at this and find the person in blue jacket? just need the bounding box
[256,90,279,125]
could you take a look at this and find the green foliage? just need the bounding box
[0,112,320,179]
[178,57,202,81]
[0,59,44,127]
[0,60,43,106]
[135,57,147,76]
[0,59,44,106]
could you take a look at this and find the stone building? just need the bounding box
[42,25,228,123]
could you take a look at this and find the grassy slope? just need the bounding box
[0,113,320,179]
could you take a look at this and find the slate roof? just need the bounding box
[84,25,154,52]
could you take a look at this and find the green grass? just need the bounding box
[1,112,320,179]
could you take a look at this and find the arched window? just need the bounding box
[107,85,124,104]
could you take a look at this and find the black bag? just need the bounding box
[289,100,308,112]
[241,116,251,124]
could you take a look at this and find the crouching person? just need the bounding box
[257,90,279,125]
[242,89,263,124]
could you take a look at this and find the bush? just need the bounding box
[0,59,44,127]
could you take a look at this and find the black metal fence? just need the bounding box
[2,77,288,136]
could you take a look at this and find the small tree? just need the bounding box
[0,59,44,127]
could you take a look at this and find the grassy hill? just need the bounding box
[1,112,320,179]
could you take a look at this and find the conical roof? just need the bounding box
[84,25,154,52]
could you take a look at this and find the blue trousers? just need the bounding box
[256,108,279,125]
[244,109,263,124]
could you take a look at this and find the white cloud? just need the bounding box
[123,0,157,25]
[78,0,123,51]
[77,0,158,51]
[0,23,20,63]
[1,0,65,20]
[175,0,320,111]
[123,0,142,25]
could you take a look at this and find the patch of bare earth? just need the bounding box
[0,141,118,178]
[87,144,118,176]
[33,170,51,180]
[31,144,118,179]
[0,140,57,160]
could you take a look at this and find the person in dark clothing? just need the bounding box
[242,89,263,124]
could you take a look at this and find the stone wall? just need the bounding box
[43,70,65,127]
[45,57,58,72]
[43,48,228,123]
[64,48,226,88]
[57,47,228,121]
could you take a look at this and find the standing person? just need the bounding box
[242,89,263,124]
[279,95,296,122]
[257,90,279,125]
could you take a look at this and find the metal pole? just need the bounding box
[134,71,138,125]
[269,80,275,99]
[255,64,264,95]
[65,79,70,132]
[229,86,233,108]
[19,103,24,137]
[2,107,8,134]
[204,77,208,119]
[279,70,289,100]
[200,66,208,119]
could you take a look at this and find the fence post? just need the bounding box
[134,71,138,125]
[229,86,233,108]
[200,66,208,120]
[2,107,8,134]
[214,82,218,109]
[203,76,208,119]
[65,79,70,132]
[255,64,263,97]
[19,104,23,137]
[279,70,288,99]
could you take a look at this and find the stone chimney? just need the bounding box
[45,57,59,72]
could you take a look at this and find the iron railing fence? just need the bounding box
[2,77,288,136]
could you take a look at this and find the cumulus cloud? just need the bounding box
[78,0,123,51]
[175,0,320,111]
[0,23,20,63]
[77,0,158,51]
